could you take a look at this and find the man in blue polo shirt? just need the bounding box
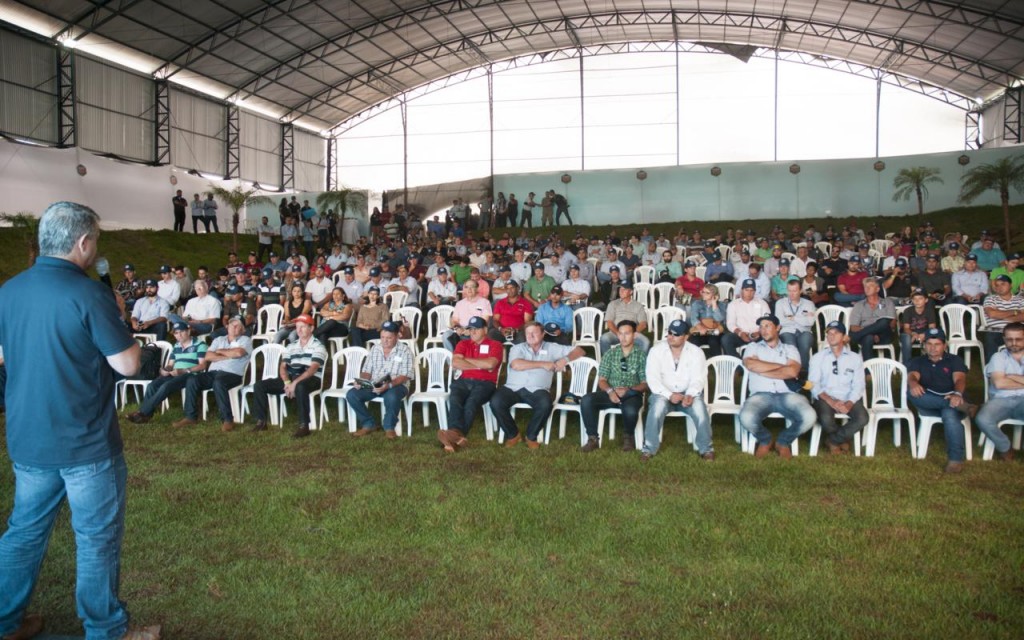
[0,202,160,639]
[126,322,208,424]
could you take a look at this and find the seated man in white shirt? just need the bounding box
[168,279,221,336]
[722,279,771,358]
[426,267,457,311]
[387,264,420,307]
[560,263,592,309]
[304,265,334,311]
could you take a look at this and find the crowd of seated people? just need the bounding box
[108,216,1024,472]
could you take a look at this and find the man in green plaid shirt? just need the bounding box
[580,320,648,452]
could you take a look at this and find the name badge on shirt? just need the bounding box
[539,350,548,356]
[480,345,490,354]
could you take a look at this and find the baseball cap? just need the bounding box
[294,314,315,326]
[995,274,1013,284]
[667,319,691,336]
[609,266,620,273]
[619,279,634,290]
[123,263,135,271]
[290,265,303,272]
[369,267,381,276]
[543,322,560,336]
[713,251,722,260]
[506,280,521,289]
[779,258,790,266]
[269,251,278,257]
[911,287,928,297]
[467,316,487,329]
[226,284,242,295]
[533,262,546,270]
[949,242,959,249]
[895,258,908,267]
[234,266,246,274]
[741,278,756,289]
[171,321,190,332]
[569,263,580,271]
[759,314,781,327]
[366,285,380,293]
[859,242,870,250]
[550,285,563,295]
[848,255,861,263]
[1010,252,1022,261]
[381,320,401,333]
[927,254,940,261]
[344,266,355,274]
[248,251,257,256]
[925,327,947,342]
[965,253,978,262]
[261,267,274,278]
[825,320,846,334]
[144,279,157,287]
[437,267,448,275]
[159,264,171,273]
[684,260,696,268]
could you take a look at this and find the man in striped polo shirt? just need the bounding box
[981,275,1024,362]
[250,314,327,438]
[127,322,208,424]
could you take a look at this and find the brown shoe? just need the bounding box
[352,427,375,437]
[944,461,965,474]
[776,445,793,460]
[840,442,851,453]
[754,443,773,458]
[120,626,162,640]
[998,449,1015,462]
[385,429,398,440]
[250,420,267,432]
[2,613,43,640]
[172,417,197,428]
[827,442,845,455]
[700,451,715,461]
[291,425,311,439]
[580,437,599,453]
[621,435,635,452]
[504,434,522,448]
[966,403,980,420]
[639,452,653,462]
[526,439,541,449]
[221,421,235,432]
[127,412,151,424]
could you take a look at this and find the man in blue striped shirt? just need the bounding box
[127,322,208,424]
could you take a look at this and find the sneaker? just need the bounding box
[221,421,235,432]
[2,613,43,640]
[127,412,151,424]
[504,434,522,448]
[250,420,267,432]
[776,445,793,460]
[580,437,599,453]
[639,452,653,462]
[700,451,716,461]
[526,439,541,449]
[385,429,398,440]
[827,442,845,455]
[944,461,965,474]
[172,417,197,428]
[291,425,311,439]
[352,427,375,437]
[120,626,161,640]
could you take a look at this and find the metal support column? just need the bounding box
[154,80,170,165]
[579,51,585,171]
[773,48,779,162]
[965,111,982,150]
[1004,87,1021,144]
[874,74,882,157]
[225,106,239,180]
[400,97,408,203]
[281,122,295,192]
[326,136,337,191]
[57,48,76,148]
[675,46,680,166]
[487,65,494,182]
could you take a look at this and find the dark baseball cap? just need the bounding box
[550,285,563,295]
[825,320,846,334]
[994,274,1013,284]
[369,267,381,276]
[849,255,861,263]
[381,320,401,333]
[344,266,355,274]
[925,327,947,342]
[1009,252,1022,261]
[569,263,580,271]
[123,263,135,271]
[759,314,781,327]
[159,264,171,273]
[741,278,756,289]
[144,279,157,287]
[619,279,634,290]
[779,258,790,266]
[467,316,487,329]
[290,265,303,272]
[911,287,928,297]
[543,322,560,336]
[226,284,242,295]
[261,267,274,278]
[171,321,190,332]
[949,242,959,249]
[965,253,978,261]
[437,267,448,275]
[533,262,545,270]
[667,319,691,336]
[895,258,908,267]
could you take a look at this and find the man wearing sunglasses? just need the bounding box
[580,320,648,453]
[807,321,868,455]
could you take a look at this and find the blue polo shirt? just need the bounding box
[908,352,967,395]
[0,257,135,468]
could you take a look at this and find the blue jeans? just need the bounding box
[599,331,650,355]
[739,392,817,447]
[975,396,1024,454]
[138,374,192,417]
[899,333,921,366]
[849,318,893,360]
[909,393,969,462]
[167,313,213,336]
[642,394,712,455]
[346,385,408,431]
[184,371,242,422]
[447,378,496,436]
[833,292,865,306]
[0,454,129,640]
[779,331,814,371]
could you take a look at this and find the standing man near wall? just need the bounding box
[191,192,205,233]
[171,189,187,232]
[203,192,220,233]
[553,191,573,226]
[0,202,161,640]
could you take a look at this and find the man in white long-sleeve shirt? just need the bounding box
[641,320,712,461]
[722,278,770,358]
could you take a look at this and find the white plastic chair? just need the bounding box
[572,307,604,358]
[861,358,917,457]
[633,265,655,285]
[404,348,453,436]
[714,281,735,301]
[815,241,833,257]
[116,340,174,410]
[650,306,686,342]
[391,306,422,355]
[781,252,797,263]
[653,282,676,309]
[705,356,746,446]
[940,304,983,368]
[870,239,893,255]
[317,346,367,430]
[237,343,287,423]
[423,305,455,350]
[544,357,599,445]
[275,370,325,429]
[917,412,973,461]
[384,290,409,312]
[633,282,655,310]
[738,370,811,455]
[695,265,707,281]
[200,361,246,422]
[251,304,284,346]
[716,245,732,261]
[814,305,850,351]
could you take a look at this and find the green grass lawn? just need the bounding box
[2,406,1023,639]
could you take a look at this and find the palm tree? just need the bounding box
[892,166,943,217]
[207,184,274,253]
[316,188,355,244]
[958,155,1024,246]
[0,212,40,267]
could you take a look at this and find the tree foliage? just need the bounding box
[207,184,274,253]
[892,166,943,216]
[958,155,1024,246]
[0,212,40,267]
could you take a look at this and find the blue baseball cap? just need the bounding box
[381,320,401,334]
[825,320,846,334]
[741,278,756,289]
[437,267,448,274]
[667,319,691,336]
[925,328,947,342]
[759,314,781,327]
[144,279,157,287]
[171,321,190,332]
[543,322,560,336]
[467,316,487,329]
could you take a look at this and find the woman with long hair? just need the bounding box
[274,283,312,344]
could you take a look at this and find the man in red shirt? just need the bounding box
[676,259,705,298]
[440,316,503,452]
[489,281,534,344]
[835,255,868,307]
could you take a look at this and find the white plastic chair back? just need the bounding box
[415,348,453,395]
[864,358,906,410]
[695,265,707,281]
[424,305,455,349]
[716,245,732,261]
[633,283,655,310]
[392,306,423,354]
[714,282,735,301]
[940,304,977,341]
[572,307,604,344]
[653,282,675,308]
[253,304,285,343]
[384,290,409,311]
[781,252,797,262]
[633,265,655,285]
[815,241,832,256]
[651,306,686,341]
[331,271,345,287]
[870,239,893,255]
[815,305,850,349]
[705,355,744,407]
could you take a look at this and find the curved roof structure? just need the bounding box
[8,1,1024,132]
